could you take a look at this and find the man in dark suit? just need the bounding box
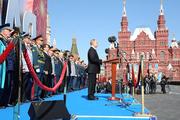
[87,39,102,100]
[42,44,52,97]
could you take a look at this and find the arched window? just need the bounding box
[160,51,165,60]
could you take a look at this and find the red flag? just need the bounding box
[132,65,136,88]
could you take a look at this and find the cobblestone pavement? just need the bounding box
[135,85,180,120]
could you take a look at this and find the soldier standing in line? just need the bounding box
[32,35,45,100]
[21,34,33,102]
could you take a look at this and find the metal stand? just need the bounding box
[105,77,131,108]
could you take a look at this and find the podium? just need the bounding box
[104,59,121,101]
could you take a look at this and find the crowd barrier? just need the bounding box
[23,49,67,92]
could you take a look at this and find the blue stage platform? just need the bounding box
[0,89,156,120]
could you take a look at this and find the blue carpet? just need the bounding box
[0,89,156,120]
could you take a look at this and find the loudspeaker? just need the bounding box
[28,100,71,120]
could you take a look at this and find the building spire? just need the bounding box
[121,0,128,32]
[122,0,127,17]
[172,33,176,41]
[71,38,79,58]
[157,0,166,30]
[160,0,164,15]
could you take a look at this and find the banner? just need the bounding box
[0,0,47,40]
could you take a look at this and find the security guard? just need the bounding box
[32,35,45,100]
[160,74,167,94]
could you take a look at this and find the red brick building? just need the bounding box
[105,1,180,82]
[33,0,47,43]
[24,0,47,42]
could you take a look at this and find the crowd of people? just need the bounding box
[96,73,169,95]
[0,23,87,108]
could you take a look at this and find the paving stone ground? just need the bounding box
[135,85,180,120]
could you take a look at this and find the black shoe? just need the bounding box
[87,95,98,100]
[88,95,94,100]
[0,106,6,109]
[94,96,99,100]
[88,97,96,100]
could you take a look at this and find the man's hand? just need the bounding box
[44,71,48,75]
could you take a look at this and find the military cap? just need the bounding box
[0,23,14,32]
[32,35,43,41]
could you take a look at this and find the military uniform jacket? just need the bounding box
[32,45,45,73]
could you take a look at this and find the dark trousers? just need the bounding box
[56,74,63,93]
[66,76,71,91]
[34,73,44,98]
[42,74,52,97]
[88,73,96,97]
[59,76,65,93]
[0,71,14,106]
[161,84,166,93]
[68,76,77,91]
[21,72,33,102]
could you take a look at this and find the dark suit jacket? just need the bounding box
[54,57,63,76]
[87,47,102,74]
[44,52,52,74]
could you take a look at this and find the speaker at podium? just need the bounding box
[28,100,71,120]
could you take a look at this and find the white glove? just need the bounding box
[36,68,40,73]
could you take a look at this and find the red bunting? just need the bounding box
[132,65,137,88]
[0,42,15,64]
[23,49,67,92]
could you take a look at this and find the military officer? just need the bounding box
[31,35,45,100]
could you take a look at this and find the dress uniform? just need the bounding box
[31,35,45,100]
[21,34,33,102]
[0,23,15,107]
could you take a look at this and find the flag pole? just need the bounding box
[132,64,135,97]
[134,55,153,117]
[141,55,145,114]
